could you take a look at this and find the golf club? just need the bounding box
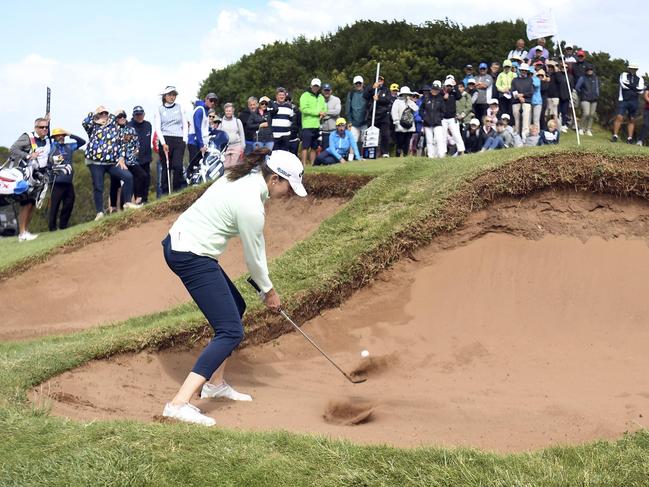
[247,277,366,384]
[163,146,172,196]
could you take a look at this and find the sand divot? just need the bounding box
[323,400,376,425]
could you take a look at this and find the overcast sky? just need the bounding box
[0,0,646,146]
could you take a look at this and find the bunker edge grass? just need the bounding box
[2,130,649,485]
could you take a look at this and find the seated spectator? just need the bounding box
[478,116,497,148]
[540,119,560,144]
[500,113,522,147]
[524,124,541,146]
[507,39,528,62]
[481,120,514,151]
[313,117,361,165]
[48,128,85,231]
[486,99,500,124]
[575,65,600,136]
[462,118,482,153]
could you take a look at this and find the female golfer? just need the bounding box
[161,149,307,425]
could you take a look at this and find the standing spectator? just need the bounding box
[440,79,465,156]
[511,64,534,137]
[410,91,425,156]
[286,94,302,156]
[573,51,589,81]
[128,106,153,203]
[154,86,188,194]
[246,96,274,151]
[563,45,577,64]
[390,86,419,157]
[489,62,501,100]
[299,78,327,165]
[532,38,550,60]
[538,69,551,130]
[48,129,85,231]
[612,63,645,143]
[462,118,482,153]
[82,107,136,221]
[474,63,493,120]
[188,93,218,164]
[529,47,547,66]
[545,62,560,125]
[319,83,341,150]
[221,103,246,167]
[553,61,575,133]
[239,97,259,155]
[314,117,361,165]
[575,65,600,136]
[462,65,475,86]
[530,67,543,128]
[363,75,392,157]
[637,90,649,146]
[389,83,400,102]
[496,59,516,118]
[116,110,146,205]
[507,39,528,61]
[270,87,294,151]
[456,82,474,127]
[419,82,445,158]
[345,75,368,145]
[7,117,51,240]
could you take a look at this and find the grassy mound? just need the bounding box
[2,131,649,485]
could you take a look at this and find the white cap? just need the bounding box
[311,78,321,86]
[501,113,511,120]
[398,86,414,96]
[353,75,364,84]
[519,63,530,71]
[432,80,442,88]
[488,98,499,105]
[266,151,307,197]
[444,78,456,86]
[628,63,639,70]
[469,118,480,126]
[466,78,476,84]
[161,85,178,95]
[445,74,455,80]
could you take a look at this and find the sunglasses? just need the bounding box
[97,111,109,116]
[260,102,268,105]
[116,115,126,119]
[36,125,49,129]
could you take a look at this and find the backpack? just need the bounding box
[400,107,414,129]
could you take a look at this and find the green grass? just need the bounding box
[2,128,649,485]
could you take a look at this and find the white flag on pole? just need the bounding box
[526,12,557,40]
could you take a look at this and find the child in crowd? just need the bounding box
[481,120,514,151]
[524,124,541,146]
[540,119,560,145]
[486,99,500,124]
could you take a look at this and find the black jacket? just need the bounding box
[238,108,257,141]
[363,84,392,123]
[419,93,445,127]
[128,119,152,164]
[478,127,497,148]
[442,88,462,118]
[463,128,482,153]
[245,109,274,142]
[553,71,574,101]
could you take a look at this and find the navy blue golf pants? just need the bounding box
[162,235,246,379]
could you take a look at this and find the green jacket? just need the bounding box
[456,92,474,123]
[299,90,327,129]
[496,71,517,94]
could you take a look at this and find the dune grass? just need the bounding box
[2,128,649,485]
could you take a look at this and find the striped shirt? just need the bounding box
[154,103,188,144]
[271,102,294,139]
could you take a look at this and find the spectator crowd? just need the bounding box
[4,36,648,241]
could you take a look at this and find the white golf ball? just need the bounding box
[361,350,370,358]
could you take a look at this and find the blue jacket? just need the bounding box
[531,75,542,106]
[128,119,152,164]
[327,129,361,161]
[189,100,208,148]
[49,135,85,184]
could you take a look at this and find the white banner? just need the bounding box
[526,12,557,40]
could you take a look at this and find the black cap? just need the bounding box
[132,105,144,115]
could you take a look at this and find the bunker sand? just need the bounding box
[35,190,649,451]
[1,197,345,340]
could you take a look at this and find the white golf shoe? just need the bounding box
[200,382,252,401]
[18,231,38,242]
[162,402,216,426]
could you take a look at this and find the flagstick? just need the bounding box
[552,10,581,146]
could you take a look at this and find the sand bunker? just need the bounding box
[1,197,345,340]
[34,190,649,451]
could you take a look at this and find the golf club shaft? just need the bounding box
[279,309,355,382]
[164,148,171,195]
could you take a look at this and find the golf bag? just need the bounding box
[0,160,50,209]
[185,131,228,186]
